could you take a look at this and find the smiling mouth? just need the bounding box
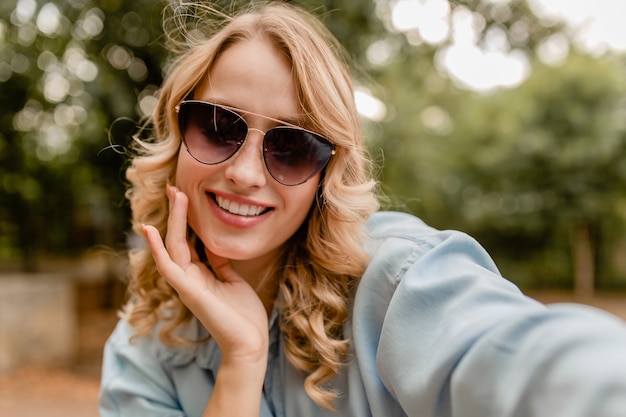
[212,194,270,216]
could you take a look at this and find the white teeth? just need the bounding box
[215,196,265,216]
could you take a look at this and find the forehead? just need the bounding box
[194,37,300,122]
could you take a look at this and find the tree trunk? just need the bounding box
[572,222,595,300]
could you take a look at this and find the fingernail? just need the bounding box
[167,184,179,198]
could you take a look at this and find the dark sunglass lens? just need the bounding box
[179,102,247,164]
[264,128,333,185]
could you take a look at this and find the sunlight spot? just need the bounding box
[36,127,71,160]
[10,53,30,74]
[391,0,450,45]
[355,88,387,122]
[434,5,530,92]
[14,0,37,24]
[528,0,626,54]
[367,39,394,66]
[437,43,529,92]
[36,3,61,36]
[43,70,70,103]
[37,50,58,71]
[127,57,148,82]
[537,32,569,66]
[106,44,132,70]
[65,45,98,82]
[74,8,104,40]
[53,104,86,127]
[13,101,43,132]
[75,59,98,82]
[34,114,73,160]
[138,86,159,117]
[509,19,529,45]
[0,20,6,43]
[421,105,453,134]
[17,23,37,46]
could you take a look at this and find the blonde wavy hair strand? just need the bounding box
[123,1,379,409]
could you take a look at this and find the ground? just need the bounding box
[0,309,118,417]
[1,291,626,416]
[0,365,101,417]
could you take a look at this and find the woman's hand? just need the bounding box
[142,185,269,365]
[143,186,268,416]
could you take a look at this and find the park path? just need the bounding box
[0,365,100,417]
[0,309,116,417]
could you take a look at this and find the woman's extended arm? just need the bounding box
[356,212,626,417]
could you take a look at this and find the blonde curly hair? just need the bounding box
[123,1,379,409]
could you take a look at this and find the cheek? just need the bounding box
[174,149,203,190]
[286,180,319,217]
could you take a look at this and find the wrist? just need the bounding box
[219,352,268,381]
[218,332,269,368]
[202,360,267,417]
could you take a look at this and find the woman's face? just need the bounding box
[175,36,319,270]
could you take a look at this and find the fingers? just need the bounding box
[164,185,191,265]
[161,185,237,283]
[142,223,182,281]
[143,185,245,292]
[141,185,194,292]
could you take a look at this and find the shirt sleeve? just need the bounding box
[358,213,626,417]
[99,319,185,417]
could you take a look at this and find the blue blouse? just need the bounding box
[99,211,626,416]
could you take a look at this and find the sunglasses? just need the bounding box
[176,100,336,186]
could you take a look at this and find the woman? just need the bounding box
[100,2,626,416]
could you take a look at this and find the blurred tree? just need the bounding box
[0,0,383,271]
[426,51,626,293]
[368,0,626,292]
[0,0,165,270]
[1,0,625,296]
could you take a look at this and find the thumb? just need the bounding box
[205,249,244,284]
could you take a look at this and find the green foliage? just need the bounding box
[375,46,626,287]
[0,0,165,270]
[368,0,626,288]
[1,0,625,291]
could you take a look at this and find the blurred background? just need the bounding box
[1,0,625,415]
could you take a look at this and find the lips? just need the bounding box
[214,194,269,216]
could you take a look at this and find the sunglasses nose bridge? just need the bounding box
[244,127,269,158]
[247,127,267,137]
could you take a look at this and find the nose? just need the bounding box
[223,129,268,188]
